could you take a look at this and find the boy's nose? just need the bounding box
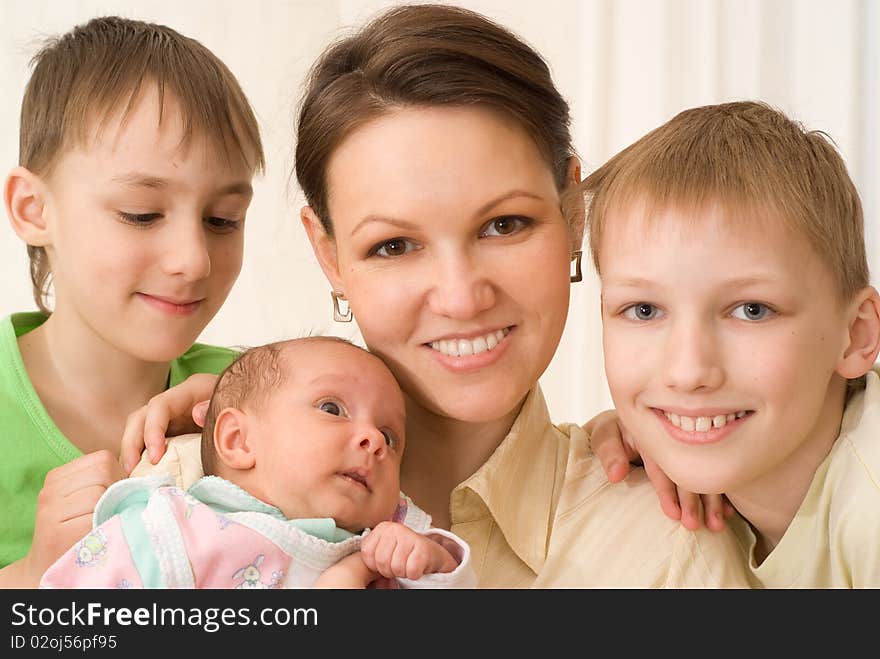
[662,320,724,392]
[161,218,212,281]
[426,251,495,320]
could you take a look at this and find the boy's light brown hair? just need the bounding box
[582,100,867,301]
[19,16,266,313]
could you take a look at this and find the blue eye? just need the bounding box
[319,401,342,416]
[480,216,530,237]
[732,302,774,321]
[623,303,663,321]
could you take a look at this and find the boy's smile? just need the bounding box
[599,201,852,512]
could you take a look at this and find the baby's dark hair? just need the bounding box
[200,336,362,475]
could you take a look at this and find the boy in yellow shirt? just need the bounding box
[583,100,880,587]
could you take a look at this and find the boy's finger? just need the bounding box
[677,489,702,531]
[120,407,149,473]
[701,493,728,532]
[142,402,176,464]
[643,458,681,521]
[588,421,632,483]
[42,451,123,497]
[192,400,210,427]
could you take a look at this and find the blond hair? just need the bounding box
[18,16,265,313]
[582,101,867,300]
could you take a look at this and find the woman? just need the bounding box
[124,4,747,587]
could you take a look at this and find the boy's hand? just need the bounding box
[24,451,124,585]
[119,373,218,473]
[585,409,734,532]
[360,521,458,580]
[313,552,378,589]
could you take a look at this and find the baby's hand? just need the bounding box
[360,521,458,581]
[119,373,218,473]
[585,409,734,532]
[313,552,377,589]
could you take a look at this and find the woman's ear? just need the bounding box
[836,286,880,379]
[213,408,257,471]
[5,166,50,246]
[562,157,585,249]
[301,206,344,291]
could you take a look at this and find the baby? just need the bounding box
[41,337,474,588]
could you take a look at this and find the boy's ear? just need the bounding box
[213,408,257,471]
[836,286,880,379]
[300,206,344,291]
[563,157,585,249]
[5,166,50,246]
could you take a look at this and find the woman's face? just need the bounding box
[305,106,576,423]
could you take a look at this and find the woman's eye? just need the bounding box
[480,216,529,237]
[319,401,343,416]
[118,211,161,226]
[623,303,663,321]
[732,302,774,321]
[371,238,417,258]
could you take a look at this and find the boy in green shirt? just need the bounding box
[0,16,263,585]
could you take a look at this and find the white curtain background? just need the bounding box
[1,0,877,425]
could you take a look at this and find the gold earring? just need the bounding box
[331,290,352,322]
[570,250,583,283]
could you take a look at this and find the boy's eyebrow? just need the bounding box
[110,173,253,196]
[350,189,546,236]
[605,274,782,289]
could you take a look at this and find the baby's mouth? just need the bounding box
[339,470,370,492]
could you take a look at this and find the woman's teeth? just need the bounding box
[430,328,510,357]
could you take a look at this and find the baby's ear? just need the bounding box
[213,408,256,470]
[5,166,50,246]
[836,286,880,379]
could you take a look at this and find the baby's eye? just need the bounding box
[381,429,398,450]
[319,401,343,416]
[480,215,530,237]
[731,302,774,321]
[623,303,663,321]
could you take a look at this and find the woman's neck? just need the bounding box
[400,394,524,529]
[18,312,172,457]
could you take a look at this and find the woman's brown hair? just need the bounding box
[295,3,575,236]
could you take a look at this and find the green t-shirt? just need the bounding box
[0,312,237,567]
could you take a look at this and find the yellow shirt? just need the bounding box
[730,370,880,588]
[450,387,751,588]
[135,387,751,588]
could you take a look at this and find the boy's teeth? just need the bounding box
[429,329,509,357]
[664,410,749,431]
